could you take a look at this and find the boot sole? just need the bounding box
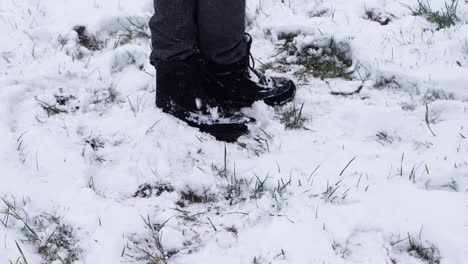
[156,93,251,142]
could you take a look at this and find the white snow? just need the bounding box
[1,0,467,263]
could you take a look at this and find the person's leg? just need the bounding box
[197,0,247,65]
[149,0,197,63]
[149,0,252,142]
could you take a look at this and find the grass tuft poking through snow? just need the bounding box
[365,8,396,25]
[1,198,81,264]
[114,17,151,48]
[123,216,173,264]
[406,0,460,29]
[277,103,307,130]
[407,236,442,264]
[392,232,442,264]
[73,25,102,51]
[36,98,69,117]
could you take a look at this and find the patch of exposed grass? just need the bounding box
[81,133,106,163]
[88,83,125,110]
[36,98,68,117]
[133,183,175,198]
[373,75,401,90]
[218,167,276,203]
[73,25,102,51]
[212,147,291,204]
[305,0,330,18]
[83,134,105,152]
[54,94,76,107]
[36,89,80,117]
[265,34,354,80]
[406,0,459,29]
[224,172,291,205]
[1,198,81,264]
[176,189,216,207]
[365,8,395,25]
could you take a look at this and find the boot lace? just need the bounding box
[242,33,263,80]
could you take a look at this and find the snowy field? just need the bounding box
[1,0,468,263]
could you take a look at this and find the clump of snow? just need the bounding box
[160,227,186,253]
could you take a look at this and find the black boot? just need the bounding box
[155,56,253,142]
[207,34,296,109]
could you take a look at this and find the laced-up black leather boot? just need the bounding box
[155,55,253,142]
[207,34,296,109]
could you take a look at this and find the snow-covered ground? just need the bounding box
[1,0,467,263]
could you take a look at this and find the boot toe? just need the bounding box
[263,77,296,106]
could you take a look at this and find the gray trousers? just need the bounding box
[149,0,246,65]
